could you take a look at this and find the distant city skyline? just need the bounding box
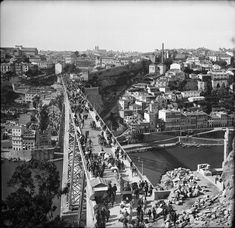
[1,1,235,52]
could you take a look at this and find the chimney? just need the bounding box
[162,43,164,64]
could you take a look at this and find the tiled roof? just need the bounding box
[90,177,109,188]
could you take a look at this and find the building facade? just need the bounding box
[22,130,36,150]
[208,70,230,89]
[12,125,25,151]
[1,62,13,74]
[158,109,182,131]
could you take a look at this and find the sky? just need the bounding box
[1,0,235,52]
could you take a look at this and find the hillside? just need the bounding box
[85,60,150,132]
[89,60,150,89]
[1,81,19,105]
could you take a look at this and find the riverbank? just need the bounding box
[1,149,31,161]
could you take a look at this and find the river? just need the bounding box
[129,145,224,186]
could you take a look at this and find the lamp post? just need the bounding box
[138,157,144,175]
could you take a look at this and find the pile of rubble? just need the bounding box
[173,194,233,227]
[160,168,204,205]
[160,168,197,188]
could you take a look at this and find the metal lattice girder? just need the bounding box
[67,108,85,211]
[61,77,86,227]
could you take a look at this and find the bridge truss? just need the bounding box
[60,79,86,227]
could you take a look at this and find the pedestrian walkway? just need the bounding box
[79,106,155,227]
[63,79,157,227]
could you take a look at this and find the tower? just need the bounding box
[162,43,164,64]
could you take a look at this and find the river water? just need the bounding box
[129,145,224,186]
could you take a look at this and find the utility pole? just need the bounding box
[138,157,144,175]
[141,160,144,175]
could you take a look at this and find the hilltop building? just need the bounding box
[55,63,63,74]
[12,124,26,151]
[207,70,231,89]
[149,63,158,74]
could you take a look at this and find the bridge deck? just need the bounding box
[61,77,156,227]
[81,108,155,227]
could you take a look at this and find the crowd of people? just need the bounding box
[64,76,164,228]
[119,195,179,228]
[95,205,110,227]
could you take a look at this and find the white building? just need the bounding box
[197,80,207,92]
[181,90,201,98]
[12,125,25,151]
[157,64,166,75]
[65,55,75,64]
[55,63,63,75]
[101,56,117,65]
[158,109,182,131]
[1,62,12,74]
[170,63,181,70]
[186,56,200,65]
[159,86,170,93]
[144,111,156,131]
[208,55,218,62]
[188,96,205,102]
[149,63,158,74]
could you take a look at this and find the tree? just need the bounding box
[40,105,49,132]
[217,83,229,98]
[213,60,227,68]
[2,160,67,227]
[164,58,173,70]
[74,51,80,57]
[63,63,77,74]
[33,95,40,109]
[22,55,30,63]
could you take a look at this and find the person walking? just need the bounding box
[106,209,110,222]
[144,185,148,197]
[137,205,142,218]
[134,188,139,199]
[147,209,152,220]
[152,207,157,220]
[112,184,117,198]
[149,185,153,197]
[107,182,113,197]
